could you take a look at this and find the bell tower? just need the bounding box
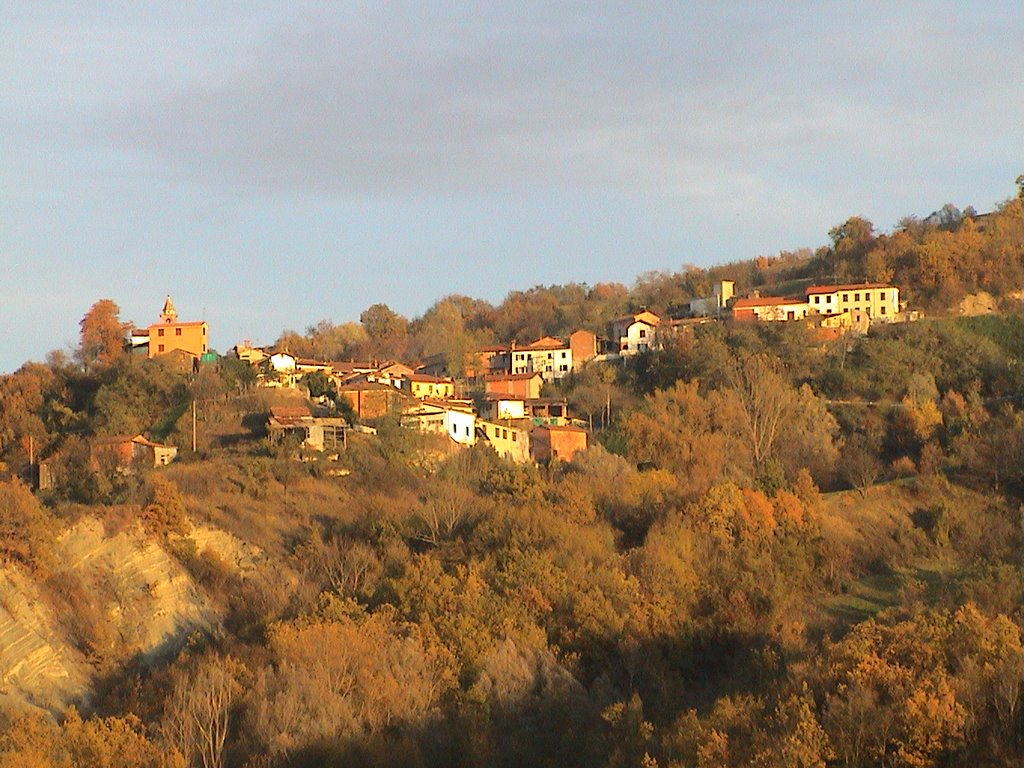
[160,295,178,323]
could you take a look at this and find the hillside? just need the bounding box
[0,189,1020,766]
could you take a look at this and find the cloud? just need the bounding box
[96,1,1020,222]
[95,5,884,199]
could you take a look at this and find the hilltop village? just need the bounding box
[102,277,916,473]
[0,193,1020,768]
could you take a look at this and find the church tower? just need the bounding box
[160,295,178,323]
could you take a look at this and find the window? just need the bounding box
[814,295,820,304]
[465,426,470,437]
[843,293,849,301]
[853,292,860,301]
[639,329,646,338]
[175,328,182,336]
[826,294,834,303]
[157,328,164,337]
[158,344,164,352]
[559,364,568,372]
[512,432,517,442]
[560,351,567,358]
[880,306,886,315]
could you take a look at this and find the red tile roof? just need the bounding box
[526,336,567,350]
[732,296,807,309]
[806,283,894,295]
[152,320,207,328]
[485,372,542,382]
[611,311,661,326]
[270,405,312,420]
[404,373,452,383]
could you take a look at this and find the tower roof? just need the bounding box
[161,295,178,321]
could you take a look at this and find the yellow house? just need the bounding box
[401,373,456,399]
[806,283,900,321]
[147,296,208,359]
[477,419,531,463]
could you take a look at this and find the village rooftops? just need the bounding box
[611,310,661,325]
[523,336,566,350]
[732,296,808,308]
[418,398,475,411]
[484,372,543,382]
[268,405,313,425]
[482,392,566,404]
[403,373,453,383]
[93,434,172,448]
[535,423,588,434]
[327,361,378,374]
[336,380,405,392]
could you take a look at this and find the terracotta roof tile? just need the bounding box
[806,283,895,295]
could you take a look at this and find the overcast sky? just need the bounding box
[2,1,1021,372]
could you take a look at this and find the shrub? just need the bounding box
[0,479,58,574]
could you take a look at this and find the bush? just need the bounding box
[0,479,58,574]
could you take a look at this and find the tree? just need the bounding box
[409,297,483,377]
[77,299,128,371]
[841,432,884,496]
[0,478,57,573]
[62,709,169,768]
[163,654,245,768]
[90,357,188,438]
[360,303,409,361]
[713,355,838,483]
[828,217,875,281]
[623,380,728,499]
[0,363,54,471]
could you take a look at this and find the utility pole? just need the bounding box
[192,398,197,452]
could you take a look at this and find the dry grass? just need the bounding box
[819,477,1012,627]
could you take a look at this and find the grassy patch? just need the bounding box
[824,559,958,627]
[825,571,901,624]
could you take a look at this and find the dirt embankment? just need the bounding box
[0,516,264,714]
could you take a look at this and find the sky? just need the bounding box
[2,1,1022,372]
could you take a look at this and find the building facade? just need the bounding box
[732,296,811,322]
[609,311,660,356]
[147,296,208,359]
[805,283,900,321]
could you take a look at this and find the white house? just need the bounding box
[443,408,476,445]
[401,400,477,446]
[732,296,811,322]
[485,394,528,421]
[510,337,574,381]
[609,311,661,356]
[268,352,297,374]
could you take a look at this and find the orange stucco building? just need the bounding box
[531,424,588,463]
[147,296,208,359]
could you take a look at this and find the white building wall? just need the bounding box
[444,409,477,446]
